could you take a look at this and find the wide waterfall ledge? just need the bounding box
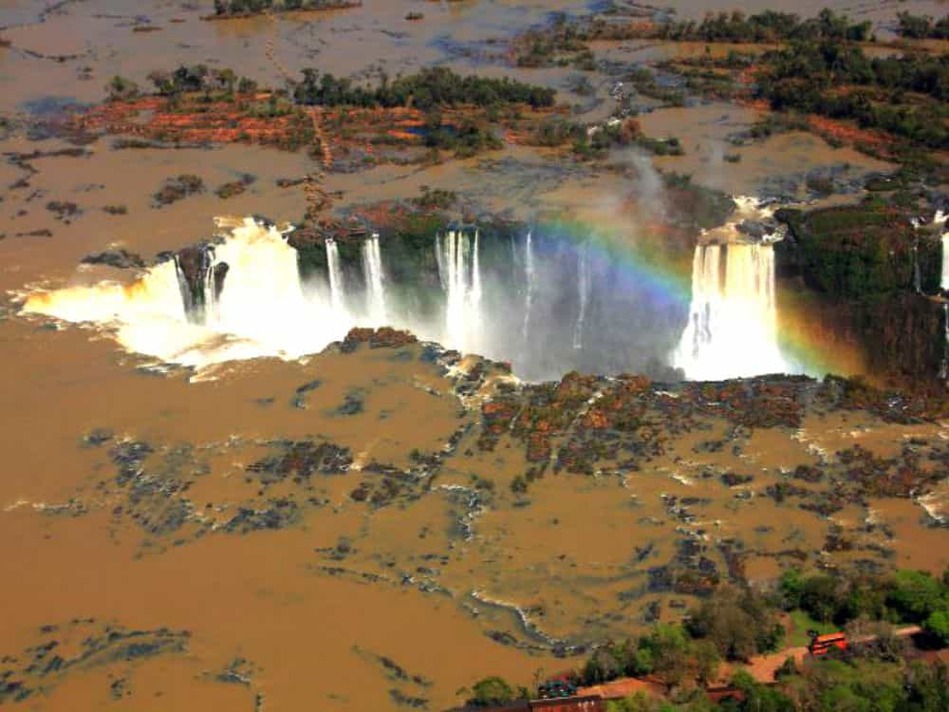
[20,212,808,382]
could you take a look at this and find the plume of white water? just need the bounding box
[573,241,590,349]
[522,231,535,342]
[362,233,387,325]
[942,234,949,293]
[437,229,483,355]
[942,303,949,380]
[325,238,347,315]
[21,218,351,369]
[913,241,922,294]
[673,243,790,380]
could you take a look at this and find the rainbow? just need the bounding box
[534,215,862,381]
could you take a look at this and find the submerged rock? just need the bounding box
[81,249,145,269]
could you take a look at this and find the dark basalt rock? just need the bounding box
[735,219,774,240]
[341,327,418,353]
[291,379,322,409]
[81,427,114,447]
[108,440,154,485]
[246,440,353,483]
[81,248,145,269]
[224,498,300,533]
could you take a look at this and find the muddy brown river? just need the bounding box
[0,1,946,710]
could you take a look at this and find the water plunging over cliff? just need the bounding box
[573,241,590,350]
[436,228,483,356]
[22,209,801,382]
[522,230,535,344]
[941,303,949,381]
[362,233,387,325]
[938,210,949,292]
[673,242,790,380]
[22,218,349,368]
[325,238,347,315]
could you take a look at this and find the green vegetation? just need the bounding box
[600,659,948,711]
[896,12,949,40]
[215,174,255,199]
[105,75,140,101]
[530,117,684,160]
[757,41,949,149]
[624,67,687,107]
[582,623,722,689]
[467,567,947,708]
[146,65,258,101]
[516,12,590,68]
[651,9,871,43]
[777,567,949,642]
[788,609,836,647]
[410,186,457,210]
[153,174,205,207]
[467,676,520,706]
[777,200,942,300]
[513,9,874,68]
[293,66,556,110]
[420,113,502,158]
[211,0,359,17]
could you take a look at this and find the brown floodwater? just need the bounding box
[1,1,947,709]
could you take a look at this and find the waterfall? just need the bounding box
[934,210,949,293]
[941,303,949,380]
[673,242,789,380]
[362,233,387,325]
[325,239,347,314]
[573,241,590,350]
[437,228,482,354]
[942,235,949,293]
[913,241,922,294]
[202,221,344,355]
[22,218,351,368]
[522,230,535,343]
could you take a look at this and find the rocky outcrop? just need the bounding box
[776,202,947,392]
[819,295,946,393]
[341,327,419,352]
[776,203,941,298]
[81,248,145,269]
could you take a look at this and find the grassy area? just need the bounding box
[788,609,838,647]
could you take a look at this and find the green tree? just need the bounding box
[778,568,806,610]
[105,75,139,101]
[468,676,516,706]
[886,570,942,623]
[801,574,843,623]
[924,608,949,645]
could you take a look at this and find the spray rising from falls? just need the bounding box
[573,241,590,350]
[942,235,949,293]
[673,242,790,381]
[436,228,483,356]
[937,210,949,292]
[325,238,347,315]
[362,233,387,325]
[22,201,809,381]
[941,303,949,381]
[22,218,350,368]
[522,230,535,343]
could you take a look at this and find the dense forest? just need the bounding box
[292,66,556,110]
[896,12,949,40]
[516,9,876,67]
[210,0,359,16]
[649,8,872,43]
[757,42,949,148]
[466,567,949,709]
